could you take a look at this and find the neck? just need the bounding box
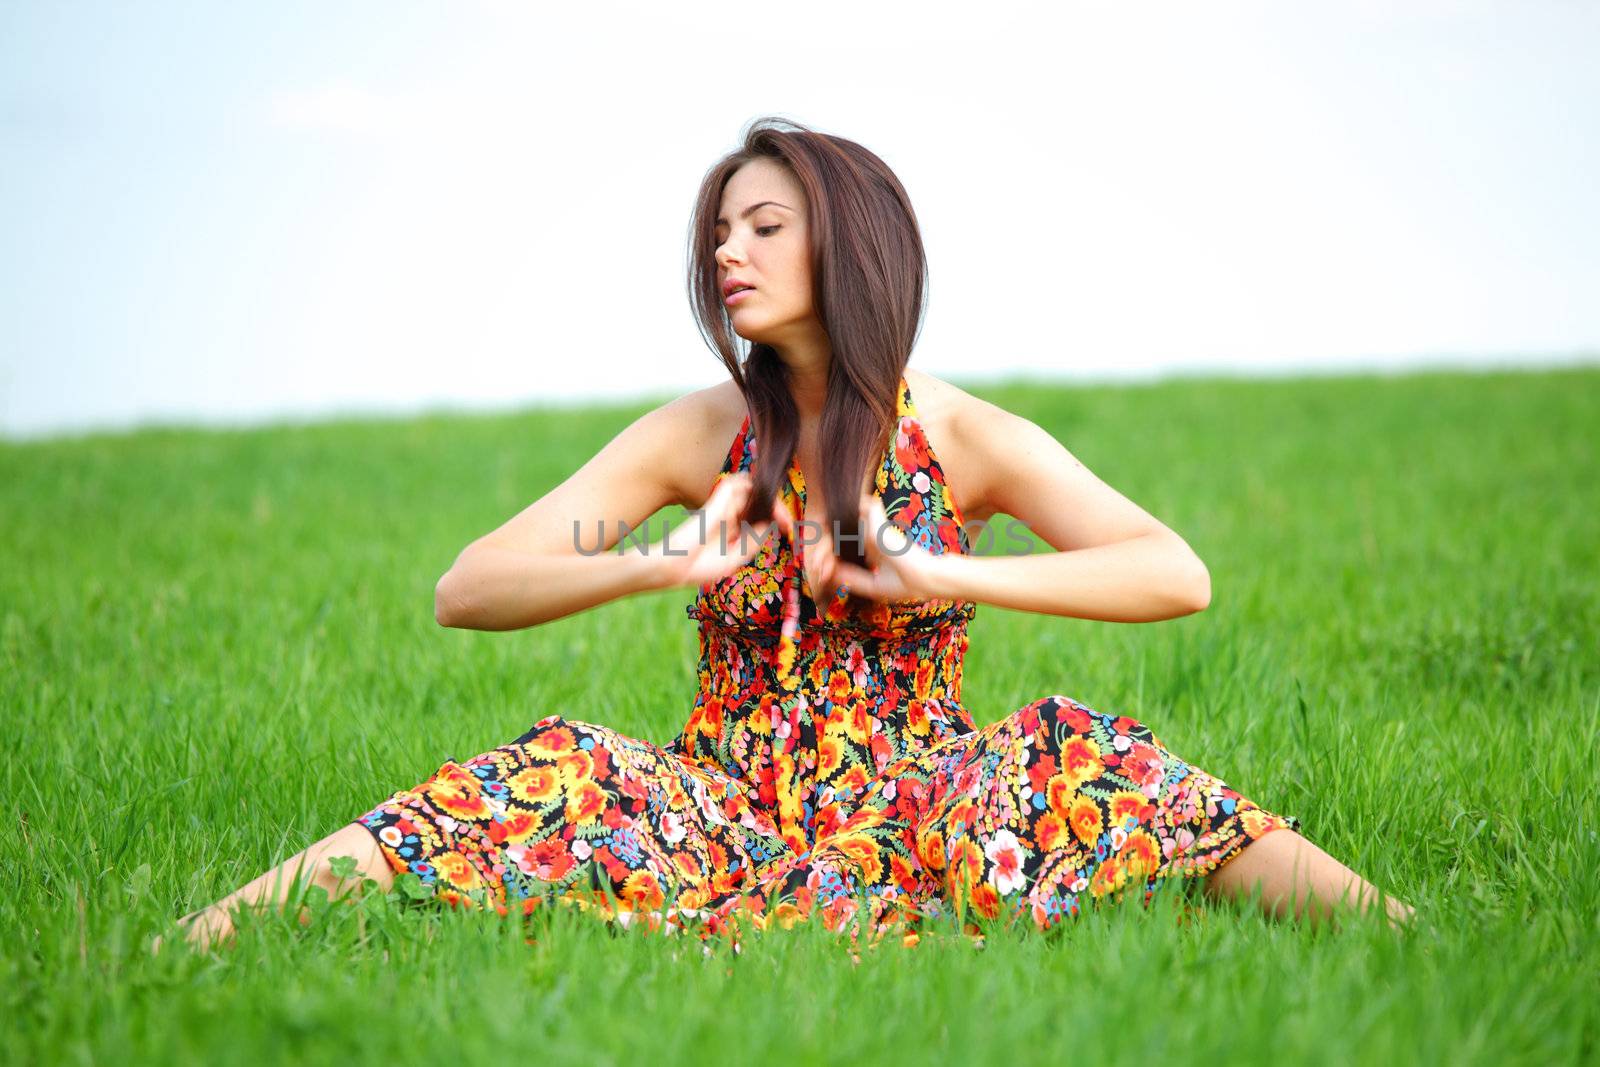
[771,332,832,423]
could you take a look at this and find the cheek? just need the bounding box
[780,246,814,308]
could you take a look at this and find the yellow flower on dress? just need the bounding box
[748,697,774,737]
[506,766,558,805]
[906,700,931,737]
[832,834,884,884]
[776,636,798,690]
[499,810,542,844]
[1090,855,1127,898]
[564,780,606,824]
[845,699,871,746]
[686,697,724,741]
[837,765,870,797]
[525,726,577,761]
[1122,829,1161,880]
[775,751,805,838]
[620,871,665,912]
[807,653,828,690]
[428,768,489,820]
[969,882,1001,919]
[826,669,854,706]
[1045,774,1077,820]
[1108,789,1154,829]
[1035,813,1070,852]
[1068,795,1103,846]
[435,851,479,891]
[837,806,886,837]
[556,750,594,785]
[670,850,700,879]
[949,838,983,897]
[1058,736,1104,791]
[1240,807,1280,838]
[889,853,918,892]
[817,734,843,779]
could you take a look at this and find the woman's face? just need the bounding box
[714,158,821,348]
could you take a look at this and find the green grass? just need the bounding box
[2,366,1597,1065]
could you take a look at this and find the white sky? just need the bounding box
[2,0,1596,438]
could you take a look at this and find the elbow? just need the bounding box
[434,568,470,628]
[1183,560,1212,614]
[1152,531,1211,617]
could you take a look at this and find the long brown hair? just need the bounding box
[686,116,929,610]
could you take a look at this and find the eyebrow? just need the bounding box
[713,201,793,227]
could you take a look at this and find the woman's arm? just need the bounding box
[435,393,756,631]
[435,543,676,632]
[926,532,1208,621]
[925,396,1210,622]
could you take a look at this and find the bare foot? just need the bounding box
[152,906,236,954]
[153,822,393,954]
[1205,828,1414,930]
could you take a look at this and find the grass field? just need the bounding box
[2,366,1597,1065]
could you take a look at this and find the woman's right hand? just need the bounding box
[654,472,777,591]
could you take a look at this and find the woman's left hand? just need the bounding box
[780,492,949,606]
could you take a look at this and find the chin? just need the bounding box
[730,317,775,346]
[731,311,806,349]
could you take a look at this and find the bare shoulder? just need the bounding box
[466,379,744,561]
[908,369,1017,422]
[654,378,749,510]
[902,368,1011,522]
[913,371,1176,555]
[903,367,1003,427]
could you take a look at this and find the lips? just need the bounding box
[722,279,755,298]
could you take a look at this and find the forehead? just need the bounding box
[716,158,805,219]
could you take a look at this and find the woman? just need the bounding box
[170,117,1411,950]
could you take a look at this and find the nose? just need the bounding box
[715,236,746,271]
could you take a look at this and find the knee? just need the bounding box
[513,713,569,746]
[1016,696,1104,742]
[315,823,395,893]
[513,715,620,765]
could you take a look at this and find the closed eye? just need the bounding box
[712,224,781,245]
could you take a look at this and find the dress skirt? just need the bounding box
[353,694,1296,935]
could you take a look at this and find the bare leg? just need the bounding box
[156,822,395,952]
[1203,828,1414,928]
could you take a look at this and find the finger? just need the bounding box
[728,513,764,545]
[813,507,832,549]
[703,472,748,520]
[864,495,889,572]
[876,504,911,557]
[861,495,901,562]
[724,472,754,509]
[709,475,757,531]
[857,494,879,565]
[832,560,880,599]
[811,546,836,588]
[741,520,773,557]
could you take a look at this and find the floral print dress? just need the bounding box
[354,375,1295,936]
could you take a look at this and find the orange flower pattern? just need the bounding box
[355,376,1295,933]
